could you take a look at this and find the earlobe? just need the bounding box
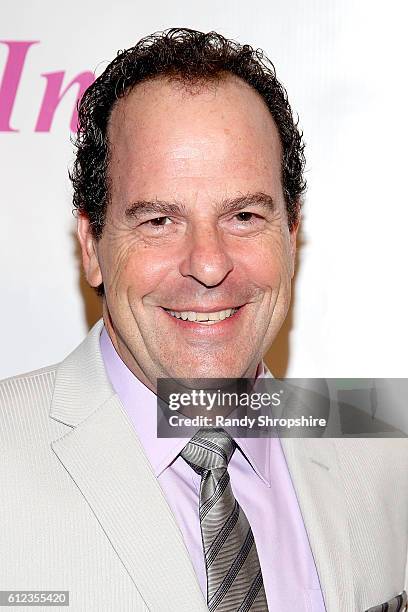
[76,213,103,288]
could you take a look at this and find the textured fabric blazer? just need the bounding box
[1,319,407,611]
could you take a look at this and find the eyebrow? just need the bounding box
[125,200,186,220]
[124,192,276,220]
[219,192,276,215]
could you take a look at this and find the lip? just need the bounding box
[161,305,243,313]
[159,304,245,335]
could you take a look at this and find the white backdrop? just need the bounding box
[1,0,407,380]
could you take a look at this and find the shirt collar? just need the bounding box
[100,326,271,485]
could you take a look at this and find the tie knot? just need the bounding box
[180,428,236,473]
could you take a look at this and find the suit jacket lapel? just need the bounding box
[281,437,356,611]
[50,320,207,611]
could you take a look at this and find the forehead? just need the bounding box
[107,74,283,203]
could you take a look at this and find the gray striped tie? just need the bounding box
[180,428,268,611]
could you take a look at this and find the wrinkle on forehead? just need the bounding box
[107,74,283,202]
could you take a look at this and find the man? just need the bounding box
[0,28,407,612]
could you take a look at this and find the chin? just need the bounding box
[166,361,248,382]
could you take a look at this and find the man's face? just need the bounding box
[78,75,298,389]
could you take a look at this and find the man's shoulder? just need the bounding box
[0,363,58,420]
[0,320,109,443]
[0,319,105,414]
[0,362,69,448]
[0,363,59,403]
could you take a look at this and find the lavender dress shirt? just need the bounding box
[100,327,326,611]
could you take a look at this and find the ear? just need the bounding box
[77,213,103,288]
[289,208,301,279]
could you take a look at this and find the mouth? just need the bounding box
[162,306,242,325]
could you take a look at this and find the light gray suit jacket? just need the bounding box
[1,320,407,611]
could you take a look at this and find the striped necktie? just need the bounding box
[180,428,268,611]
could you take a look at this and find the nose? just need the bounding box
[179,223,234,287]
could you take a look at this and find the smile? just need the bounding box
[163,307,240,325]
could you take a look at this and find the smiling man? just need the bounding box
[1,29,407,612]
[77,71,296,385]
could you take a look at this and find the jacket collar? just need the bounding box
[50,319,111,427]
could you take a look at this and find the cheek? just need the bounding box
[101,239,173,303]
[237,235,290,289]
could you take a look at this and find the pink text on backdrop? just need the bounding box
[0,41,95,132]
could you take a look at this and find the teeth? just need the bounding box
[166,307,238,322]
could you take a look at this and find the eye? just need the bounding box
[236,211,255,222]
[224,209,266,236]
[147,216,172,226]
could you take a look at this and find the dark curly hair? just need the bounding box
[71,27,306,240]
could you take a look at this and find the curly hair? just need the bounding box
[71,27,306,240]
